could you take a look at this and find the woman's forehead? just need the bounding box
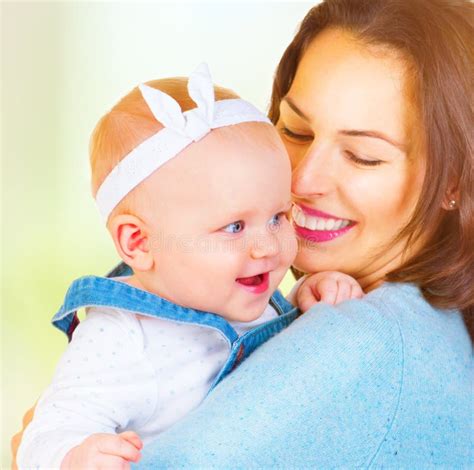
[285,29,409,143]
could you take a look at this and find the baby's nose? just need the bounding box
[249,229,280,260]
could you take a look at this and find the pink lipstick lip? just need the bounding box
[296,204,350,221]
[293,222,355,243]
[236,272,270,294]
[292,203,357,243]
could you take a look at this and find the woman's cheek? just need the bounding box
[355,165,413,240]
[350,166,397,211]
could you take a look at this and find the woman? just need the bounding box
[12,0,472,467]
[133,0,472,467]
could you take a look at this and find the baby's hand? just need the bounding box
[296,271,364,312]
[60,431,142,470]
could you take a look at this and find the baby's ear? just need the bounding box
[108,214,154,272]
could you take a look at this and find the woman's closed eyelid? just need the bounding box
[279,126,314,142]
[344,151,384,167]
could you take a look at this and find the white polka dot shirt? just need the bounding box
[17,304,278,469]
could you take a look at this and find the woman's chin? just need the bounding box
[292,248,353,276]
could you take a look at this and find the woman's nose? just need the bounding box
[291,142,336,198]
[249,229,280,260]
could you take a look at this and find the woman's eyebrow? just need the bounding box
[281,96,310,121]
[340,130,406,151]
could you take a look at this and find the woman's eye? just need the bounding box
[280,126,313,142]
[345,150,383,167]
[222,221,245,234]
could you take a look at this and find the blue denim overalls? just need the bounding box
[51,262,300,390]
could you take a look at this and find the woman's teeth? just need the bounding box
[292,205,351,231]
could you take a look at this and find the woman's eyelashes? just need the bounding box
[344,150,384,167]
[280,126,313,143]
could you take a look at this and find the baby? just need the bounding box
[17,64,362,469]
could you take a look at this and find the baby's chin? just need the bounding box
[221,295,274,324]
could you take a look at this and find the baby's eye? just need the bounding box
[222,221,245,234]
[268,212,287,230]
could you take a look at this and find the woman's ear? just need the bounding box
[108,214,154,271]
[442,185,460,211]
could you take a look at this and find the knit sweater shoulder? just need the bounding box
[136,283,472,469]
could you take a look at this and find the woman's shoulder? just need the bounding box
[364,281,453,317]
[298,282,470,379]
[307,281,468,342]
[364,282,470,351]
[290,285,406,377]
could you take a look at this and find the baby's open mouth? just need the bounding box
[236,272,270,294]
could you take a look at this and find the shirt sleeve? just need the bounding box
[134,297,404,469]
[17,308,158,470]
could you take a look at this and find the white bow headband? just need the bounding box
[95,63,272,221]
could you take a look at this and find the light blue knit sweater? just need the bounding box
[135,283,472,468]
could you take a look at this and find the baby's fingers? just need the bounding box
[334,279,353,304]
[317,278,339,305]
[97,434,141,462]
[350,282,364,299]
[296,282,320,312]
[119,431,143,450]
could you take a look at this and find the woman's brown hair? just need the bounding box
[269,0,473,334]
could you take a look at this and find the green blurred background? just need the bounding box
[1,2,315,467]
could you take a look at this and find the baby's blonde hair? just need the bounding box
[89,78,239,216]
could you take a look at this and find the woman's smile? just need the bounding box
[291,203,356,242]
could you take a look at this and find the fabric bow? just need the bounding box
[139,63,215,142]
